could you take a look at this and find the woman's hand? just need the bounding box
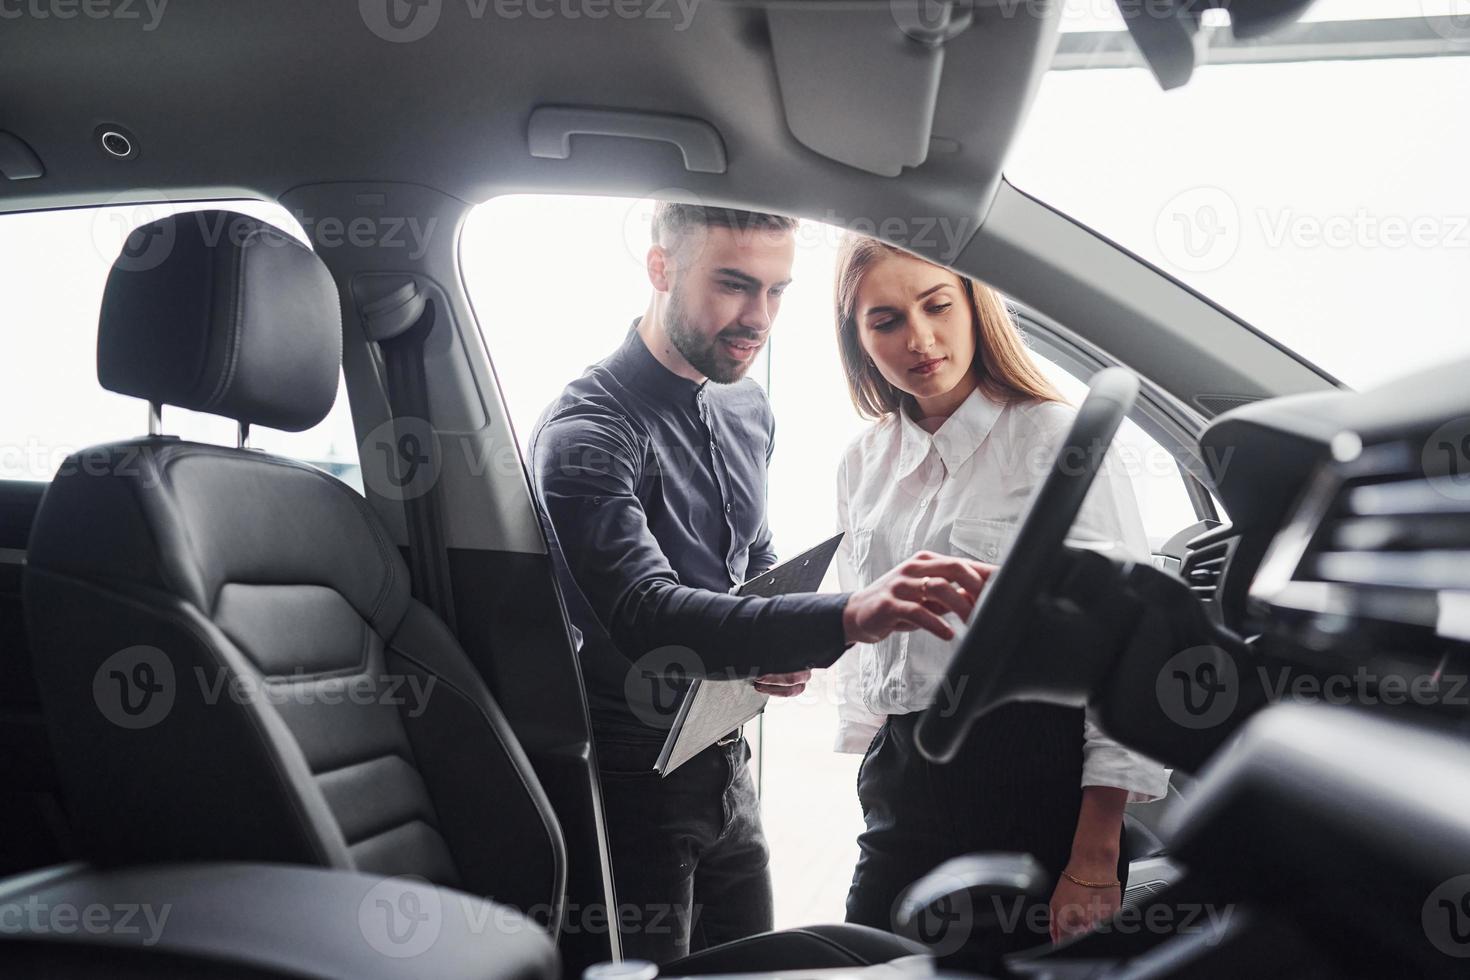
[1049,784,1129,944]
[841,551,994,644]
[1048,864,1121,944]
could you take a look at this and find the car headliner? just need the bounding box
[1,0,1058,255]
[4,2,1341,413]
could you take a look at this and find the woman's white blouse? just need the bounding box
[832,387,1170,803]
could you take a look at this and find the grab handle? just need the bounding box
[527,106,727,174]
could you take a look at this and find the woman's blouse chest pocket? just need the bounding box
[946,516,1019,566]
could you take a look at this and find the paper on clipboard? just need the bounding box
[653,532,844,776]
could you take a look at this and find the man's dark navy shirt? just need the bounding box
[529,324,848,737]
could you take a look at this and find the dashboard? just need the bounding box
[1185,356,1470,707]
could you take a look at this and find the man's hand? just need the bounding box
[842,551,995,644]
[753,670,810,697]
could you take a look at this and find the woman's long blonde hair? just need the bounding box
[835,235,1062,419]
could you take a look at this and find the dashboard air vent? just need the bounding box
[1181,528,1239,605]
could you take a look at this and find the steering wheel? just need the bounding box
[914,367,1140,764]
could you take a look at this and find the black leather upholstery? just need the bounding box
[98,211,339,432]
[664,925,928,975]
[25,210,923,975]
[27,211,564,928]
[0,862,558,979]
[26,435,566,920]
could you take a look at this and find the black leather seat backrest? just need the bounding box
[24,212,564,928]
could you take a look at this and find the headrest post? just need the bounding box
[148,401,163,436]
[237,422,251,450]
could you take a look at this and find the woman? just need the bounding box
[830,235,1168,961]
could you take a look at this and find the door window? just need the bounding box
[0,200,361,489]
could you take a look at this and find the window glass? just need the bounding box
[0,200,361,490]
[1028,357,1202,552]
[1009,0,1470,389]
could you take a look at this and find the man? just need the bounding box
[529,202,989,963]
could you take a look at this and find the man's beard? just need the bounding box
[666,285,758,385]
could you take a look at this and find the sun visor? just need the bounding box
[766,1,971,178]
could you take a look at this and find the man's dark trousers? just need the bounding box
[594,727,772,963]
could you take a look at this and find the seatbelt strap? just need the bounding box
[361,278,458,632]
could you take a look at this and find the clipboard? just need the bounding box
[653,532,845,776]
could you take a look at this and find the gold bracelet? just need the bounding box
[1062,870,1120,889]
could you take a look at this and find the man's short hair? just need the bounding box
[651,202,798,256]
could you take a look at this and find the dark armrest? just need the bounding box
[0,862,558,980]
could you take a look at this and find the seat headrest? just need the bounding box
[98,210,342,433]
